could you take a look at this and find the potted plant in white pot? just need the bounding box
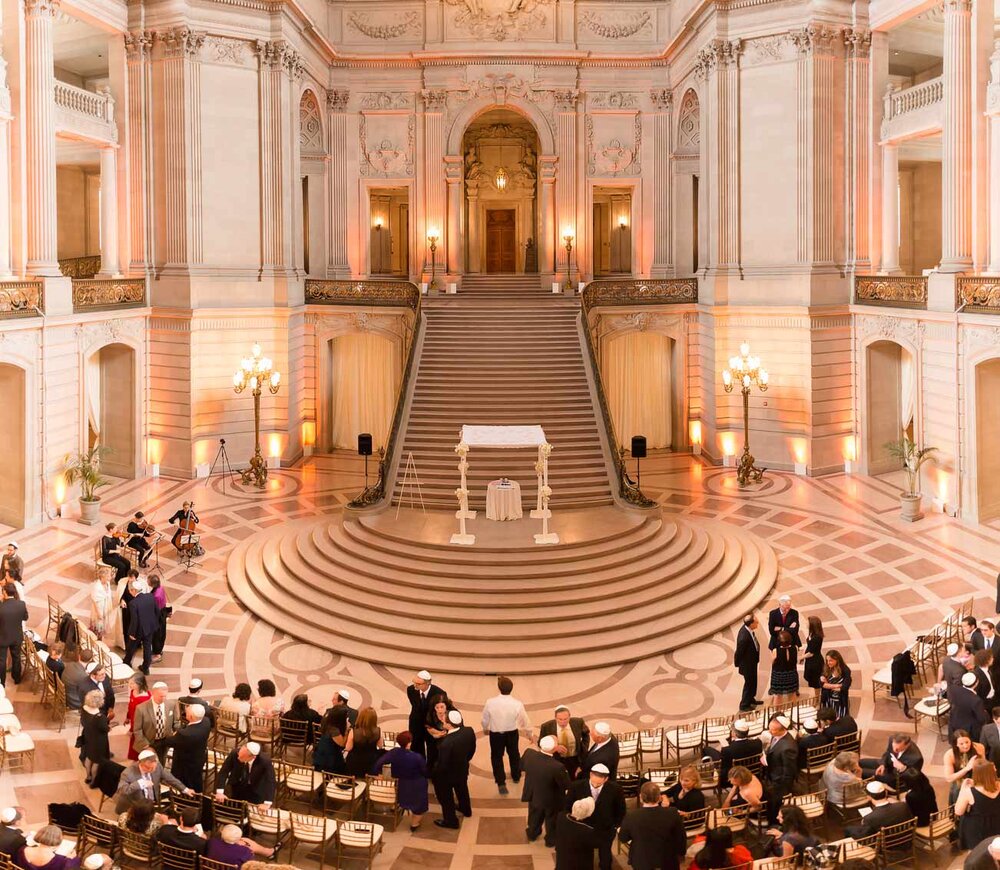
[63,445,112,525]
[884,437,938,522]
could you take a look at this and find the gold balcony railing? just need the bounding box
[853,275,928,309]
[59,255,101,279]
[957,277,1000,313]
[305,279,420,311]
[580,277,699,509]
[72,278,146,312]
[0,280,43,318]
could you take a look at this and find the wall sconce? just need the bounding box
[618,215,628,230]
[720,432,737,466]
[373,217,383,231]
[689,420,703,456]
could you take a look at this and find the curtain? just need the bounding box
[900,347,915,431]
[329,332,400,450]
[86,349,101,440]
[601,331,672,450]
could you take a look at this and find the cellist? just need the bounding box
[168,501,199,553]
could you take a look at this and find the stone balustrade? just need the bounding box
[0,280,43,317]
[72,278,146,312]
[957,277,1000,313]
[881,76,943,141]
[53,81,116,143]
[854,275,928,309]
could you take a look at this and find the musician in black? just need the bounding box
[100,522,131,581]
[126,511,154,568]
[168,502,199,553]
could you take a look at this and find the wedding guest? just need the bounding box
[149,576,168,663]
[769,630,798,702]
[947,729,987,804]
[822,751,863,806]
[45,642,66,678]
[220,683,253,731]
[819,650,852,716]
[14,825,79,870]
[345,706,382,778]
[80,689,112,784]
[117,799,163,837]
[957,759,1000,849]
[123,673,151,761]
[89,570,118,647]
[252,679,284,718]
[372,731,429,832]
[664,765,706,814]
[802,617,825,700]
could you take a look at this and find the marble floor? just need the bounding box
[2,451,998,869]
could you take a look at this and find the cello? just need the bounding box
[171,503,200,553]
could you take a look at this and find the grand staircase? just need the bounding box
[398,275,614,510]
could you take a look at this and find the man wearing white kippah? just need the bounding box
[844,779,913,839]
[565,762,626,870]
[432,709,477,829]
[964,835,1000,870]
[949,670,990,741]
[0,806,26,856]
[521,734,570,846]
[115,748,192,813]
[539,704,590,779]
[215,742,276,806]
[581,721,619,780]
[407,669,445,758]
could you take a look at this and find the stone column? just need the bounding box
[538,156,557,281]
[421,90,447,278]
[554,90,578,282]
[987,41,1000,272]
[98,146,120,276]
[845,27,872,272]
[467,190,480,273]
[326,89,351,278]
[125,31,153,276]
[940,0,973,272]
[649,88,673,277]
[445,155,462,275]
[881,142,900,273]
[0,55,12,277]
[24,0,59,276]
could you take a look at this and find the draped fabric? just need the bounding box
[900,347,915,431]
[601,331,673,450]
[329,333,400,451]
[86,350,101,439]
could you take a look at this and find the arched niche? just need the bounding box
[974,356,1000,522]
[446,96,555,158]
[0,363,27,527]
[84,342,138,480]
[863,338,917,477]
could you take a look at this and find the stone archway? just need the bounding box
[865,339,915,476]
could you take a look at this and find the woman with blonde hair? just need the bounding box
[957,758,1000,848]
[664,764,705,814]
[345,706,383,778]
[822,750,862,805]
[722,764,764,811]
[89,566,118,646]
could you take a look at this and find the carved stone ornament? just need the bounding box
[327,89,350,112]
[124,31,154,63]
[586,114,642,177]
[204,36,250,67]
[360,114,415,177]
[855,275,928,308]
[958,277,1000,312]
[856,313,921,346]
[347,10,420,40]
[300,91,324,153]
[649,89,672,110]
[255,39,304,78]
[74,315,145,351]
[72,280,146,313]
[675,89,700,152]
[695,39,742,79]
[360,92,413,110]
[579,10,652,40]
[590,91,639,109]
[422,89,447,111]
[963,324,1000,350]
[553,89,579,110]
[741,34,798,67]
[23,0,58,18]
[160,27,206,59]
[843,27,872,57]
[791,24,839,56]
[444,0,554,42]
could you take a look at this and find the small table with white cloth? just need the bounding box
[486,479,523,521]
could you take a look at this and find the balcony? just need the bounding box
[72,278,146,312]
[854,275,928,309]
[54,81,116,144]
[581,277,699,314]
[957,277,1000,313]
[880,76,942,142]
[0,280,43,318]
[304,279,420,310]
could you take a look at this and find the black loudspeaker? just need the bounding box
[358,433,373,456]
[631,435,647,459]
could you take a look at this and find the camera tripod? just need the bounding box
[207,438,240,495]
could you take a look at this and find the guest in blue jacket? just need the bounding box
[373,730,429,832]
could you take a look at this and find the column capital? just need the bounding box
[421,89,447,112]
[843,26,872,57]
[23,0,58,19]
[553,89,579,111]
[792,24,838,56]
[326,89,350,112]
[943,0,972,13]
[124,31,154,62]
[254,39,304,78]
[649,88,672,110]
[160,27,206,60]
[695,39,742,80]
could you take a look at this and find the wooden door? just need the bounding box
[593,202,610,275]
[977,359,1000,521]
[486,210,516,273]
[0,365,25,527]
[866,341,903,475]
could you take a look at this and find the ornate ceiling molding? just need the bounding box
[347,10,421,40]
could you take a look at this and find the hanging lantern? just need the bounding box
[494,167,509,191]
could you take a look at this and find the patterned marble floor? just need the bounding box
[3,451,998,869]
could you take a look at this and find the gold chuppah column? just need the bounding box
[722,341,769,487]
[233,343,281,488]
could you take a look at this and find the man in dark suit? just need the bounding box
[618,781,687,870]
[156,807,208,855]
[323,689,358,729]
[966,617,985,650]
[975,621,998,653]
[860,733,924,786]
[521,735,571,847]
[734,614,762,711]
[539,704,590,779]
[80,661,115,715]
[817,706,858,740]
[720,719,764,786]
[215,742,276,805]
[844,780,914,839]
[407,670,445,758]
[0,807,27,857]
[565,763,627,870]
[767,595,801,649]
[763,716,798,824]
[1,543,23,579]
[124,583,159,675]
[981,707,1000,764]
[432,710,477,829]
[0,583,27,686]
[943,642,973,687]
[175,677,216,727]
[796,718,833,769]
[167,704,212,792]
[964,834,1000,870]
[580,721,619,780]
[950,671,990,740]
[975,650,997,705]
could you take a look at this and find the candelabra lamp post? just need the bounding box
[233,342,281,489]
[427,230,439,291]
[563,230,574,291]
[722,341,769,488]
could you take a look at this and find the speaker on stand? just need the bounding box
[358,433,373,490]
[631,435,647,490]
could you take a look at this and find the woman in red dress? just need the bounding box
[124,672,150,760]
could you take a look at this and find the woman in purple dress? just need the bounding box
[205,825,276,866]
[15,826,79,870]
[372,730,429,832]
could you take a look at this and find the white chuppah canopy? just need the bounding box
[452,425,558,546]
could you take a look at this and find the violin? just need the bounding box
[135,517,157,536]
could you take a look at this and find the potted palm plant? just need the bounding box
[63,445,112,525]
[884,437,938,522]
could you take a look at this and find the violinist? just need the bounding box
[168,502,199,554]
[100,522,131,581]
[126,511,154,569]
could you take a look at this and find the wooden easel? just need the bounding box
[395,452,426,519]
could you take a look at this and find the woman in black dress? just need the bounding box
[819,650,852,716]
[957,758,1000,849]
[345,706,382,778]
[769,630,799,701]
[80,688,111,785]
[802,616,824,700]
[424,694,454,769]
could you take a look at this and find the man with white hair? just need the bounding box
[539,704,590,779]
[555,797,599,868]
[215,742,276,805]
[132,681,177,761]
[565,763,626,870]
[964,835,1000,870]
[432,709,477,829]
[167,702,212,791]
[581,721,619,780]
[407,669,445,757]
[0,806,26,856]
[115,748,192,812]
[521,734,571,846]
[767,594,801,650]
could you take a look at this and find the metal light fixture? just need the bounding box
[722,341,769,487]
[233,342,281,489]
[562,228,574,291]
[427,229,440,291]
[494,167,509,191]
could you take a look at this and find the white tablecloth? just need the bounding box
[486,480,523,521]
[460,425,547,448]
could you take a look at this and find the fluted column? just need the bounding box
[881,142,900,273]
[445,155,462,275]
[98,146,120,276]
[554,90,578,282]
[538,156,556,280]
[24,0,59,276]
[845,28,872,272]
[940,0,973,271]
[421,90,447,278]
[326,90,351,278]
[649,88,673,277]
[0,55,13,277]
[987,42,1000,272]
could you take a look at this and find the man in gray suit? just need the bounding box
[114,749,192,813]
[132,682,178,762]
[981,707,1000,765]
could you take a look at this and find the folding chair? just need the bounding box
[880,817,918,869]
[158,844,200,870]
[322,772,366,820]
[77,815,118,860]
[289,812,337,870]
[336,820,384,870]
[828,778,872,825]
[200,860,239,870]
[618,731,640,773]
[666,722,704,764]
[802,742,838,789]
[681,807,710,843]
[381,731,398,750]
[708,805,750,837]
[913,694,950,739]
[366,775,403,831]
[45,596,64,642]
[278,716,312,763]
[639,728,664,766]
[834,730,862,755]
[0,727,35,771]
[247,803,291,853]
[277,759,323,808]
[212,795,248,831]
[837,831,880,864]
[704,715,735,746]
[248,715,279,755]
[116,828,157,868]
[782,788,829,840]
[914,806,956,866]
[752,857,797,870]
[213,708,247,749]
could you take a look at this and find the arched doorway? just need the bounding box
[0,364,25,528]
[976,358,1000,522]
[86,343,136,479]
[324,332,400,452]
[462,109,539,274]
[865,339,915,475]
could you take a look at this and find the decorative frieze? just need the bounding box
[444,0,554,42]
[741,33,798,67]
[855,313,922,346]
[327,90,350,112]
[203,36,252,68]
[589,91,639,109]
[347,10,421,40]
[854,275,928,309]
[421,89,447,112]
[695,39,742,80]
[72,279,146,312]
[579,10,652,40]
[581,278,698,313]
[359,113,415,177]
[304,279,420,310]
[0,281,43,317]
[957,277,1000,312]
[360,92,413,110]
[649,89,672,110]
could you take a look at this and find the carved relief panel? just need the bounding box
[586,112,642,177]
[577,7,655,44]
[360,112,415,177]
[342,8,424,45]
[443,0,556,42]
